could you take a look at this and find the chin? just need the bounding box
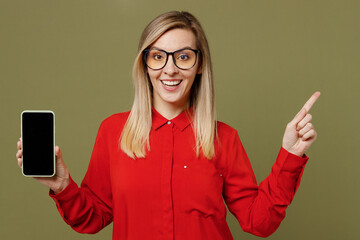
[162,98,181,104]
[162,95,186,105]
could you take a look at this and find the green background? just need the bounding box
[1,0,359,239]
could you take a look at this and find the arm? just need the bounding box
[49,122,113,234]
[223,133,308,237]
[224,92,320,237]
[16,136,111,234]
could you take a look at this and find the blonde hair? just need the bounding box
[120,11,217,159]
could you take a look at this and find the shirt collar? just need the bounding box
[152,107,193,131]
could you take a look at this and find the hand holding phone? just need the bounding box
[17,111,70,194]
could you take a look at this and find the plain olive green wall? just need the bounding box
[1,0,359,239]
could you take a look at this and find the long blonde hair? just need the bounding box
[120,11,217,159]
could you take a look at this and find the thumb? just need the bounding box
[55,146,63,161]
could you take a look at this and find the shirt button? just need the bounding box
[167,121,171,125]
[184,165,187,168]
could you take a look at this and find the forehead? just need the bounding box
[152,28,197,51]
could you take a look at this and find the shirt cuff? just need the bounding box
[49,176,79,201]
[277,147,309,172]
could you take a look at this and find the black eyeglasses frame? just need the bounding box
[143,48,201,70]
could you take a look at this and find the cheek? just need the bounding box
[148,71,161,85]
[184,71,198,86]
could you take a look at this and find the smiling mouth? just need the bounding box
[161,80,182,87]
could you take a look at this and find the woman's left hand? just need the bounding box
[282,91,321,157]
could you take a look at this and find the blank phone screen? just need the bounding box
[22,111,55,176]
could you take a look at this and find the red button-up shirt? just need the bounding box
[50,108,308,239]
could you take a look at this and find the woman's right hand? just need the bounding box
[16,138,70,194]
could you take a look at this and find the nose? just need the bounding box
[163,55,178,75]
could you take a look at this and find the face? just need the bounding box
[146,28,201,110]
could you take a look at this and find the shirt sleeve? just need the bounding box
[223,130,308,237]
[49,121,113,234]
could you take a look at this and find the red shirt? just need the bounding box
[50,108,308,239]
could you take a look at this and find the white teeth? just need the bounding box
[161,80,182,86]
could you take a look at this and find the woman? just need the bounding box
[16,11,320,239]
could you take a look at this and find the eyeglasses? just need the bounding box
[143,48,200,70]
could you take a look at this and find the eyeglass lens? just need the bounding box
[145,49,197,70]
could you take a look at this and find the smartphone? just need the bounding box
[21,110,55,177]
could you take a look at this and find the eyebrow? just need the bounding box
[150,46,195,52]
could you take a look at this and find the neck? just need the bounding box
[153,100,190,120]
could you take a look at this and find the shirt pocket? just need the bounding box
[180,158,226,218]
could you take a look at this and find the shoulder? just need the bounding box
[215,120,243,150]
[216,120,238,137]
[101,111,131,125]
[98,111,131,132]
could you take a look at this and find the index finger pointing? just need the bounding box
[302,91,321,112]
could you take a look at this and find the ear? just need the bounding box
[196,65,202,74]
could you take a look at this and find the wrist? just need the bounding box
[282,146,305,158]
[51,176,70,195]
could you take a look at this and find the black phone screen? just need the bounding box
[22,111,55,176]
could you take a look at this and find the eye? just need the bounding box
[178,54,189,61]
[148,50,166,61]
[153,54,163,61]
